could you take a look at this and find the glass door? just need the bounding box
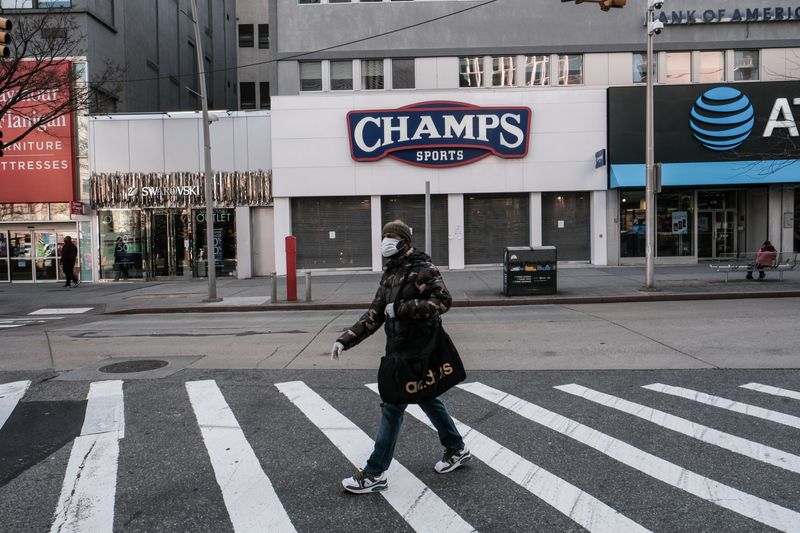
[0,232,8,282]
[146,210,193,279]
[9,231,33,281]
[149,211,172,278]
[698,209,737,259]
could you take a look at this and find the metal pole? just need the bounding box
[424,181,431,256]
[270,271,278,303]
[190,0,220,302]
[305,271,312,302]
[644,9,656,289]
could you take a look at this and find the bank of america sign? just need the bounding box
[347,101,532,168]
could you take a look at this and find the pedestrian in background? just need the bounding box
[746,240,777,280]
[331,220,471,494]
[60,236,80,288]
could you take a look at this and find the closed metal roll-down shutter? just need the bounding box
[382,195,449,266]
[291,197,372,269]
[465,193,530,265]
[542,192,590,261]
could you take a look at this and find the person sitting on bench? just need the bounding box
[746,240,777,280]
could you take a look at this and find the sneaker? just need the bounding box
[758,272,766,279]
[745,274,753,280]
[434,447,472,474]
[342,470,387,494]
[73,280,81,287]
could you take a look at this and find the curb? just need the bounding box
[104,289,800,315]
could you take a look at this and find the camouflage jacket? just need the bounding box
[337,248,452,353]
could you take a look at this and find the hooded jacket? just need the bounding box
[337,248,452,354]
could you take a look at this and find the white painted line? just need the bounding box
[202,297,269,307]
[0,381,31,430]
[365,383,649,533]
[0,324,22,329]
[186,380,297,533]
[741,383,800,401]
[643,383,800,430]
[276,381,476,533]
[460,382,800,533]
[29,308,93,315]
[556,383,800,474]
[51,381,125,533]
[81,380,126,439]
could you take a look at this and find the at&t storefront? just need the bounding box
[608,81,800,263]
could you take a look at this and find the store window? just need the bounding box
[392,58,415,89]
[524,55,549,86]
[656,191,693,257]
[0,232,7,282]
[238,24,254,48]
[557,54,582,85]
[665,52,691,84]
[239,82,256,109]
[330,60,353,90]
[361,59,384,90]
[459,57,484,88]
[300,61,322,91]
[620,190,646,258]
[734,50,759,81]
[542,192,590,261]
[632,52,656,84]
[699,51,725,82]
[194,209,237,278]
[492,56,516,87]
[99,210,144,280]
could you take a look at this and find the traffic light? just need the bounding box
[0,17,11,59]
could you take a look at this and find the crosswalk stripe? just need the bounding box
[364,384,650,533]
[0,324,23,329]
[555,383,800,474]
[643,383,800,430]
[186,380,297,533]
[51,381,124,533]
[0,380,31,430]
[29,308,93,315]
[276,381,477,533]
[740,383,800,401]
[460,382,800,533]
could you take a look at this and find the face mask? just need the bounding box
[381,237,401,258]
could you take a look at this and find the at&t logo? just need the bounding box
[689,87,754,151]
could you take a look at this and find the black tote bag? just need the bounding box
[377,324,466,404]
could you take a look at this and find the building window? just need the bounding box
[632,52,656,84]
[298,0,320,3]
[259,82,271,109]
[699,51,725,82]
[391,58,415,89]
[459,57,483,88]
[258,24,269,49]
[361,59,384,90]
[240,82,256,109]
[665,52,691,84]
[620,190,646,258]
[524,55,549,86]
[556,54,582,85]
[330,61,353,90]
[492,56,516,87]
[734,50,759,81]
[238,24,254,48]
[299,61,322,91]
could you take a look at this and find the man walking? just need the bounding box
[60,236,79,287]
[331,220,470,494]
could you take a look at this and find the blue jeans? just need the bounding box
[365,398,464,476]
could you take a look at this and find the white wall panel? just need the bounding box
[163,119,202,172]
[127,121,165,172]
[209,119,235,171]
[91,121,131,173]
[608,53,632,86]
[246,115,272,170]
[415,58,438,90]
[584,53,609,86]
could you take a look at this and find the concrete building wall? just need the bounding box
[236,0,272,110]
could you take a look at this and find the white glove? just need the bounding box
[384,302,396,319]
[331,341,344,360]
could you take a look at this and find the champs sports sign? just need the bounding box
[347,101,532,168]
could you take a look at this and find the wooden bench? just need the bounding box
[710,252,797,282]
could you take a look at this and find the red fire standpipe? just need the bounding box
[285,236,297,301]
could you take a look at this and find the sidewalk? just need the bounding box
[1,263,799,316]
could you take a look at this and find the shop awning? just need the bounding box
[610,160,800,188]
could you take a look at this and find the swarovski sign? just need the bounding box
[347,101,532,168]
[127,186,201,198]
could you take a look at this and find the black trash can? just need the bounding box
[503,245,557,296]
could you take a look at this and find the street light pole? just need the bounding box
[644,1,664,289]
[189,0,220,302]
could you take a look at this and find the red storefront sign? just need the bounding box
[70,201,84,215]
[0,60,75,203]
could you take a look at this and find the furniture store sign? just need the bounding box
[659,6,800,24]
[347,101,531,168]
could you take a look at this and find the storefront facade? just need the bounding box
[608,81,799,264]
[88,112,273,280]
